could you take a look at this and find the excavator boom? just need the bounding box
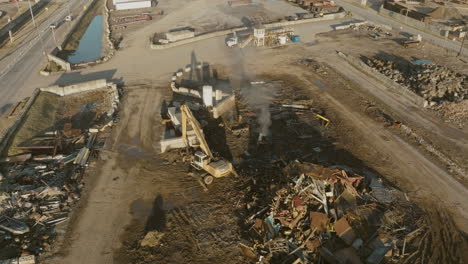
[179,104,237,182]
[181,105,214,158]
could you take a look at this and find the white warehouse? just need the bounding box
[114,0,152,10]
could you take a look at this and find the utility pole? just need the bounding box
[9,30,14,44]
[7,16,13,43]
[67,0,72,18]
[27,0,37,28]
[457,33,466,57]
[28,0,46,55]
[50,25,58,48]
[405,9,409,24]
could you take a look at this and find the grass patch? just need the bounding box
[8,92,61,155]
[45,60,63,72]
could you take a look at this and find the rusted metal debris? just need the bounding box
[0,127,112,258]
[240,162,422,264]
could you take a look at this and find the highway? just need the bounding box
[0,0,88,112]
[335,0,467,55]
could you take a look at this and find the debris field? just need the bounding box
[362,56,467,106]
[0,86,119,261]
[115,65,467,264]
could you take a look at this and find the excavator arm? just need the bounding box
[181,104,214,159]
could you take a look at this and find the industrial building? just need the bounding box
[113,0,152,11]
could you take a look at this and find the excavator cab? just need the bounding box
[190,151,214,185]
[191,151,208,170]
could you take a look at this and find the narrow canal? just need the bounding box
[67,15,103,64]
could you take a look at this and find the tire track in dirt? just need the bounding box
[291,72,468,232]
[138,87,161,152]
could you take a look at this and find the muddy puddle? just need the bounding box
[67,15,103,64]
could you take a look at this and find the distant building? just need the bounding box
[114,0,152,11]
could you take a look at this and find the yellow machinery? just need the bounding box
[181,105,237,185]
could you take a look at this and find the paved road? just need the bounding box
[335,0,467,55]
[0,0,88,112]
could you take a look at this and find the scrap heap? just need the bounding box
[0,84,120,260]
[239,161,425,263]
[0,129,110,257]
[230,80,426,263]
[363,57,467,105]
[239,161,424,263]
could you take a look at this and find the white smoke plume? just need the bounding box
[229,49,276,136]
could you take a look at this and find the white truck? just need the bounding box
[226,33,238,47]
[226,36,238,47]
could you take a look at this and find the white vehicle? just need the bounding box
[226,36,238,47]
[65,15,72,22]
[226,32,238,47]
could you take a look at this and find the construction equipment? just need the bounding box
[226,32,238,47]
[180,105,237,185]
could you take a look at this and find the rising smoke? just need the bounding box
[230,49,276,136]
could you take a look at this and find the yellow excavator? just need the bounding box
[180,104,237,185]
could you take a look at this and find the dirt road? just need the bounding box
[46,84,244,264]
[47,85,165,264]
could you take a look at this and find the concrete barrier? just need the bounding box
[171,84,203,98]
[264,12,346,28]
[47,54,71,72]
[213,95,235,119]
[150,12,346,50]
[334,21,367,30]
[160,135,198,153]
[40,79,108,96]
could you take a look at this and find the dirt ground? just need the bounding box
[28,14,468,264]
[45,67,467,263]
[113,0,306,49]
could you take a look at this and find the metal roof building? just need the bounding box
[114,0,152,11]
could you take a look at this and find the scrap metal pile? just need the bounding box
[239,161,425,264]
[363,57,467,105]
[0,128,111,258]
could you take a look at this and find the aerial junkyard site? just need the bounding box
[0,0,467,263]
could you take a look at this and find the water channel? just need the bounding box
[67,15,103,64]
